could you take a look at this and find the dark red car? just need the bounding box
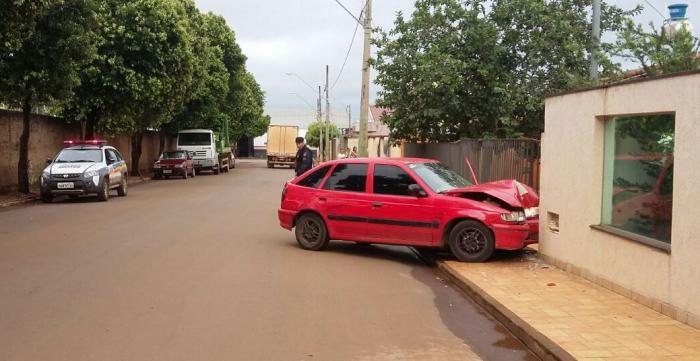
[278,158,539,262]
[153,151,195,179]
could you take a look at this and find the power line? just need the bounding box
[333,0,362,25]
[331,1,365,90]
[642,0,667,20]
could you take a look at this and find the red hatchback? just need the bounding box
[278,158,539,262]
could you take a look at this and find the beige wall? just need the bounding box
[541,72,700,326]
[0,110,176,193]
[346,137,402,158]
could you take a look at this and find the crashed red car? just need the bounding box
[278,158,539,262]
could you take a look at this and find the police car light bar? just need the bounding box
[63,139,107,146]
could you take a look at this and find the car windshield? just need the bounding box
[54,148,103,163]
[178,133,211,146]
[408,162,472,193]
[161,151,187,159]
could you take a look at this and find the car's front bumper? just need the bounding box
[278,208,297,230]
[41,177,101,195]
[492,223,534,250]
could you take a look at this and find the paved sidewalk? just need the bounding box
[440,249,700,361]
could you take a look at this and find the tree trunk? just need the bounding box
[131,131,143,177]
[18,96,31,194]
[84,111,97,140]
[158,128,166,156]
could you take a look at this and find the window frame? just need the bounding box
[321,163,370,193]
[595,113,675,251]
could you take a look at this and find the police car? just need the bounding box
[40,140,128,203]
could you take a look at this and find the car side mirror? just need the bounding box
[46,158,52,165]
[408,184,427,198]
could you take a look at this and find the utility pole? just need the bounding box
[325,65,331,161]
[358,0,371,157]
[590,0,601,86]
[346,105,352,151]
[318,85,324,161]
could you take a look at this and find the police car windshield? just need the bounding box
[408,162,472,194]
[161,151,187,159]
[54,148,103,163]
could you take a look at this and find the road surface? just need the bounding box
[0,160,538,361]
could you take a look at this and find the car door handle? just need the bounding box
[372,202,382,208]
[319,197,327,202]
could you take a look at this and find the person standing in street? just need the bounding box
[295,137,313,176]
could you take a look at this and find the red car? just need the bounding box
[153,151,196,179]
[278,158,539,262]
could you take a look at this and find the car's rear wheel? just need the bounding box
[117,176,127,196]
[294,213,329,251]
[448,220,494,262]
[97,177,109,202]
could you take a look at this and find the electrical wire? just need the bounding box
[331,1,366,90]
[641,0,668,20]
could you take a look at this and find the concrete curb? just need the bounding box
[0,195,37,208]
[437,260,575,361]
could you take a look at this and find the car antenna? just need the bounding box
[465,156,479,185]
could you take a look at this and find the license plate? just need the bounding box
[163,170,172,174]
[57,182,74,189]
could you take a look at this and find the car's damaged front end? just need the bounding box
[445,180,540,249]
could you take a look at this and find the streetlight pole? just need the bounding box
[358,0,371,157]
[590,0,601,85]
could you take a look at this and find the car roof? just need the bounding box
[322,157,438,165]
[178,129,212,133]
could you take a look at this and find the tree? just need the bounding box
[611,20,699,77]
[230,71,271,142]
[305,121,341,148]
[374,0,639,143]
[0,0,97,193]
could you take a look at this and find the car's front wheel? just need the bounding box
[41,192,53,203]
[294,213,329,251]
[448,220,495,262]
[97,177,109,202]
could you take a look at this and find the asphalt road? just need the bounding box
[0,159,538,361]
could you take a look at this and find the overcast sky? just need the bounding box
[194,0,697,129]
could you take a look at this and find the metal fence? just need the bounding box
[404,139,541,189]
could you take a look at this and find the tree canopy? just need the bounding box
[374,0,641,143]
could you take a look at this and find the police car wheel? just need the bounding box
[117,176,127,196]
[41,192,53,203]
[97,178,109,202]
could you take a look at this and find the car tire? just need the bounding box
[97,177,109,202]
[267,163,273,168]
[41,192,53,203]
[154,174,161,180]
[117,176,127,196]
[448,220,495,262]
[214,166,220,175]
[294,213,330,251]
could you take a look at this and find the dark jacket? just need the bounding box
[295,145,313,176]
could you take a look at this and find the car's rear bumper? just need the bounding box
[278,208,297,230]
[154,168,186,176]
[492,223,534,250]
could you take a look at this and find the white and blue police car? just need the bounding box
[40,140,128,203]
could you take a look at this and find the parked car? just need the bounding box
[278,158,539,262]
[153,151,195,179]
[40,139,128,203]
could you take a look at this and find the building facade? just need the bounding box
[540,70,700,329]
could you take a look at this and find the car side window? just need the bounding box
[105,149,116,163]
[373,165,418,196]
[323,164,368,192]
[298,165,331,188]
[112,149,124,162]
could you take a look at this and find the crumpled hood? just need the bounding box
[47,162,99,175]
[444,179,539,208]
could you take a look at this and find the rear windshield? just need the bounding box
[161,151,187,159]
[54,148,103,163]
[178,133,211,146]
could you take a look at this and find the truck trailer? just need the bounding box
[266,125,299,168]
